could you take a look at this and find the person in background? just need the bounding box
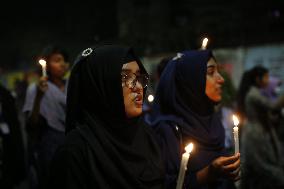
[23,45,69,189]
[146,50,240,189]
[236,65,284,189]
[260,75,282,103]
[143,56,172,117]
[156,56,173,80]
[0,83,26,189]
[260,75,284,145]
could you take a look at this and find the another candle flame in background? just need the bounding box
[201,38,209,49]
[147,94,154,103]
[39,59,47,67]
[185,143,194,153]
[232,115,239,126]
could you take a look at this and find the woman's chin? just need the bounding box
[126,108,142,118]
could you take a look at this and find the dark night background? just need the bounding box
[1,0,284,71]
[0,2,284,189]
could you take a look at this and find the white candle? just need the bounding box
[232,115,239,154]
[39,59,47,77]
[176,143,194,189]
[201,38,209,50]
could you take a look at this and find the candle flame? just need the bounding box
[201,38,209,49]
[185,143,193,153]
[148,94,154,103]
[39,59,47,67]
[232,115,239,126]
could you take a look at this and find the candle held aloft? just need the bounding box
[176,143,194,189]
[39,59,47,77]
[201,38,209,50]
[232,115,239,154]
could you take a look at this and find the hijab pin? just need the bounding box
[82,48,93,57]
[172,53,183,60]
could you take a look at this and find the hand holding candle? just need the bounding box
[39,59,47,77]
[176,143,194,189]
[232,115,239,154]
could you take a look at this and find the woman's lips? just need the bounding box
[134,94,143,106]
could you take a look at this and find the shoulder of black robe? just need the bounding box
[146,50,225,171]
[49,44,165,189]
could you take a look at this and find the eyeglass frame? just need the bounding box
[121,72,149,89]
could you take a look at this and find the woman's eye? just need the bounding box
[207,69,214,75]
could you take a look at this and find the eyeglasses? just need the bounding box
[121,72,149,89]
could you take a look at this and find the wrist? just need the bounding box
[197,165,215,184]
[207,163,218,182]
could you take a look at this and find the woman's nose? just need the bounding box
[217,73,225,84]
[133,80,143,91]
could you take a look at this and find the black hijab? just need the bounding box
[65,45,164,189]
[147,50,225,170]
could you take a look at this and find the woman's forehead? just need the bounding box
[122,61,140,72]
[207,58,217,66]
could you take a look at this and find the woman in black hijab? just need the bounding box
[146,50,240,189]
[47,44,165,189]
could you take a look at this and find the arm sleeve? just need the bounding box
[248,88,284,111]
[22,83,37,113]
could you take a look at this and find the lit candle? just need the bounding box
[176,143,194,189]
[232,115,240,154]
[201,38,209,50]
[39,59,47,77]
